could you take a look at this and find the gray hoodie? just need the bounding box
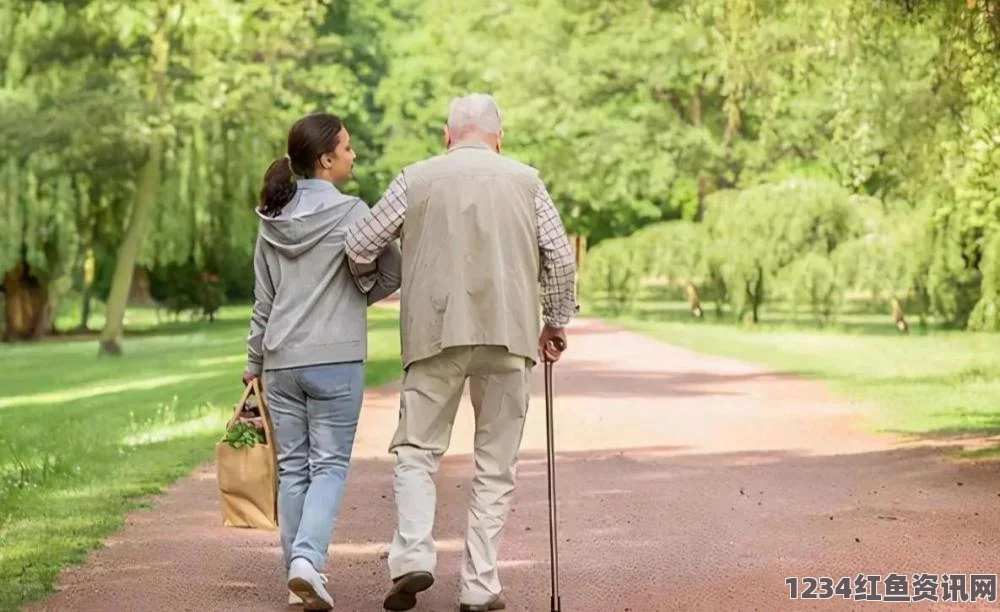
[246,179,401,375]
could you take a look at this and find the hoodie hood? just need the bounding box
[257,179,361,259]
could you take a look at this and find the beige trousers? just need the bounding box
[386,345,530,605]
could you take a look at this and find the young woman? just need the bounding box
[243,112,400,610]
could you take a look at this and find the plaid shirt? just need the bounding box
[346,172,578,327]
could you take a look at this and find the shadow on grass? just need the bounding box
[41,305,402,344]
[880,410,1000,458]
[585,293,951,338]
[769,365,1000,388]
[41,314,251,343]
[879,365,1000,386]
[624,307,932,337]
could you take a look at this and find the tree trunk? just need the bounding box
[568,234,586,312]
[98,12,171,355]
[753,267,764,325]
[743,266,764,325]
[98,145,162,355]
[76,247,95,332]
[79,287,92,331]
[3,262,49,341]
[891,296,910,334]
[696,174,709,222]
[752,267,764,324]
[72,176,97,333]
[38,227,73,337]
[691,76,708,222]
[127,266,155,306]
[36,290,55,337]
[685,281,703,318]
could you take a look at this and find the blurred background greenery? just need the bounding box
[3,0,1000,342]
[4,0,1000,609]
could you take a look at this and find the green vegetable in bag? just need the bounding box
[224,421,265,449]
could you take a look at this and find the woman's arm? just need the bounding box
[365,239,402,305]
[245,234,275,380]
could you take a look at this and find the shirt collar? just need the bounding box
[447,139,495,153]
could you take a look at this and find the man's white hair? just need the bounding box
[447,93,503,135]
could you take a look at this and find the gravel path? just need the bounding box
[28,318,1000,611]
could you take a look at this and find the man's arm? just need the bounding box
[345,173,408,278]
[535,181,578,328]
[245,235,275,378]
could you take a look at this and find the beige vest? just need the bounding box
[398,141,541,369]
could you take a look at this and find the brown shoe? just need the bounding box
[383,571,435,611]
[459,593,506,611]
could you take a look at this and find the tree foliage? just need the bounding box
[5,0,1000,341]
[0,0,394,345]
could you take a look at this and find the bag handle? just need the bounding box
[227,379,278,450]
[227,381,257,429]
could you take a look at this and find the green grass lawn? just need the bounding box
[598,298,1000,452]
[0,304,402,612]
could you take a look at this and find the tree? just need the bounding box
[703,178,863,323]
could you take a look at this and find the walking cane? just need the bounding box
[544,336,567,612]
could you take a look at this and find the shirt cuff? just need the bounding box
[246,360,263,376]
[543,315,569,328]
[348,256,377,277]
[543,304,578,329]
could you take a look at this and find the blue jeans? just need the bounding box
[263,361,364,571]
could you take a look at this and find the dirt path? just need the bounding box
[29,318,1000,611]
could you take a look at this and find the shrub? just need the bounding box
[777,252,844,324]
[703,178,864,323]
[924,209,985,328]
[149,259,226,322]
[967,232,1000,331]
[579,236,643,314]
[629,220,705,283]
[831,201,935,324]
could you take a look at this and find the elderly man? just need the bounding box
[345,93,577,612]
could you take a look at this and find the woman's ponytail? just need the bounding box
[258,156,296,217]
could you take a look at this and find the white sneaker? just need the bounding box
[287,558,333,611]
[289,590,303,606]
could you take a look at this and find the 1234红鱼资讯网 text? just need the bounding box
[785,573,997,603]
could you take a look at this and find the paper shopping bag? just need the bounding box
[215,378,279,530]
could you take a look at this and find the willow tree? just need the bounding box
[90,0,346,354]
[880,0,1000,328]
[136,0,389,318]
[0,1,142,339]
[373,0,932,241]
[702,179,864,323]
[95,3,173,353]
